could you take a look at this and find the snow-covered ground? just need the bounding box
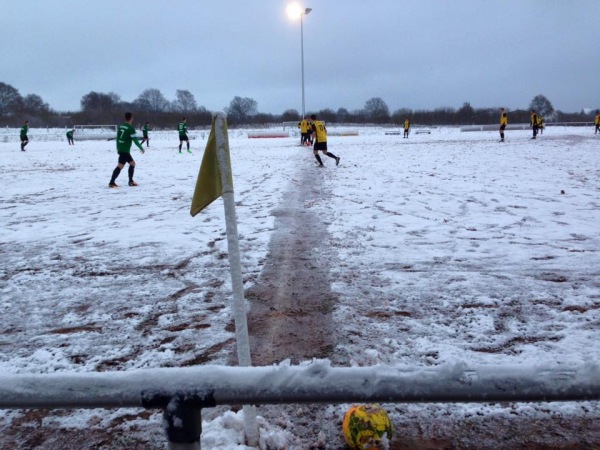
[1,125,599,448]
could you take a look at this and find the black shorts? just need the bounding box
[179,134,189,142]
[118,153,134,165]
[314,142,327,151]
[500,125,506,131]
[143,134,149,139]
[21,136,28,142]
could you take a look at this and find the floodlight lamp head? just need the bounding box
[305,8,312,15]
[286,3,302,19]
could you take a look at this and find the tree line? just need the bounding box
[0,82,594,129]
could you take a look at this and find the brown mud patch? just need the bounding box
[245,167,338,366]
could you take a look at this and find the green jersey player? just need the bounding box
[108,112,145,188]
[178,117,191,153]
[140,122,150,147]
[66,129,75,145]
[20,121,29,151]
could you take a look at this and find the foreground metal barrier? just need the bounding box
[1,361,599,449]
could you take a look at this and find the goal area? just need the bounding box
[282,121,300,131]
[73,125,117,141]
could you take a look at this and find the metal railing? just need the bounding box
[1,361,599,449]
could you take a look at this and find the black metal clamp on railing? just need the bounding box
[143,391,217,449]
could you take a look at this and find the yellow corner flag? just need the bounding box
[190,115,232,216]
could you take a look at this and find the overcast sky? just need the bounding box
[2,0,599,115]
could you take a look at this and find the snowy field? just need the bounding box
[1,125,599,449]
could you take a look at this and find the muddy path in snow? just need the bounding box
[238,161,600,450]
[238,163,348,448]
[245,165,338,365]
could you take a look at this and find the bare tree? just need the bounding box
[23,94,51,114]
[172,89,198,113]
[226,96,258,123]
[80,91,121,112]
[529,94,555,119]
[281,109,300,122]
[0,82,23,115]
[337,107,350,122]
[135,88,170,112]
[317,108,337,123]
[363,97,390,123]
[196,106,213,125]
[391,108,413,123]
[457,102,475,124]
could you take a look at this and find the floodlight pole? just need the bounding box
[300,7,312,118]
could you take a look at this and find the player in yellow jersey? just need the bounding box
[310,114,340,167]
[530,110,539,139]
[298,116,312,146]
[403,118,411,138]
[499,108,507,142]
[595,110,600,134]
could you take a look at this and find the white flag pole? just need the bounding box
[213,111,259,446]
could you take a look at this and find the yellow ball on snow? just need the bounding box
[342,404,393,450]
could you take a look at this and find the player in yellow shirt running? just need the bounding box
[310,114,340,167]
[499,108,507,142]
